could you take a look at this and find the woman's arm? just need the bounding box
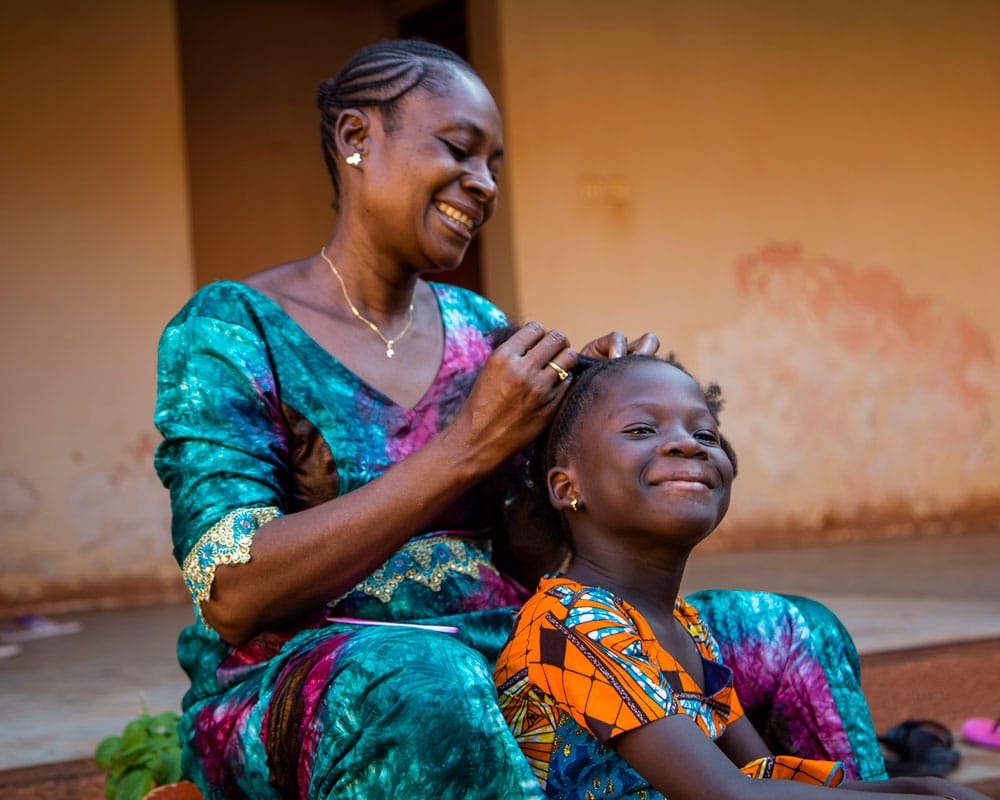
[198,323,575,644]
[613,714,978,800]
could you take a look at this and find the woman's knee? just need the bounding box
[336,627,497,718]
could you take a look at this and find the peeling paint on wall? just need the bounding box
[698,243,998,536]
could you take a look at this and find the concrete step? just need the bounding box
[860,638,1000,794]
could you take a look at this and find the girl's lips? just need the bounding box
[648,470,716,489]
[658,480,711,492]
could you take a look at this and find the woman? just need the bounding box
[155,41,882,800]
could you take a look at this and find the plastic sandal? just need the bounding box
[961,717,1000,751]
[878,718,961,777]
[0,614,82,644]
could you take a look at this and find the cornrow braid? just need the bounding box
[316,40,476,208]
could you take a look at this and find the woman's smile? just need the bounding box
[434,200,476,232]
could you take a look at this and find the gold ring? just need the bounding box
[547,360,570,381]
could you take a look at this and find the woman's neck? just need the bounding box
[322,229,420,320]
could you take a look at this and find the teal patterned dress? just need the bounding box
[154,282,885,800]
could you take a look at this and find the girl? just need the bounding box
[493,354,983,800]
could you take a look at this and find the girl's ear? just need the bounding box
[334,108,371,161]
[547,466,579,513]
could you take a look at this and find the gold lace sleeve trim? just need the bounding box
[344,535,495,604]
[181,506,281,617]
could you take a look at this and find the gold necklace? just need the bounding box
[320,246,416,358]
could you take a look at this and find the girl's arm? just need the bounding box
[613,713,982,800]
[715,714,775,766]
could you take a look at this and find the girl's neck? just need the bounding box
[565,547,689,620]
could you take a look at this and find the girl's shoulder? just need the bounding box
[531,576,631,621]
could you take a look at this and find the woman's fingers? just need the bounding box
[465,325,575,437]
[580,331,627,359]
[579,331,660,359]
[500,323,574,367]
[627,332,660,356]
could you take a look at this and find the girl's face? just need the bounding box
[562,361,735,546]
[359,69,503,272]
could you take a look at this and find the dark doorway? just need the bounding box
[399,0,483,295]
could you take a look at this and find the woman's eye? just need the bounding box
[442,140,469,160]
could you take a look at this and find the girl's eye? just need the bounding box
[694,430,721,445]
[624,424,656,436]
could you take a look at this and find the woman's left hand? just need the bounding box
[580,331,660,360]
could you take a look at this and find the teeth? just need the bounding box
[435,201,474,230]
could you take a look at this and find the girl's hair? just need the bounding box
[317,39,478,208]
[490,328,737,589]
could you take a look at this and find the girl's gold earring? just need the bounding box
[570,497,580,512]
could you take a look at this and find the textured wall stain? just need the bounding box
[68,431,172,570]
[0,430,174,607]
[0,471,40,527]
[699,243,997,533]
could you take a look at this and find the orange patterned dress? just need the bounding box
[494,576,844,798]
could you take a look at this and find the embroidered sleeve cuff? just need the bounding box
[741,755,845,786]
[181,506,281,611]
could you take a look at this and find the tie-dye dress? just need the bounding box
[154,281,885,800]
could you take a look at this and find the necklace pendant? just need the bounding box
[385,344,395,358]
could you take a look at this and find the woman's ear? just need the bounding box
[547,466,579,513]
[334,108,370,162]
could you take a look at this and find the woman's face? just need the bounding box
[359,68,504,273]
[566,361,735,547]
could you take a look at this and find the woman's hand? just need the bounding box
[442,322,577,473]
[580,331,660,359]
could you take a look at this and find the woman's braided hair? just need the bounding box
[317,39,477,208]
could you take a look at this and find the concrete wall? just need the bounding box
[0,0,195,610]
[492,0,999,547]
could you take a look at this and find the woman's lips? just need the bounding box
[434,200,475,231]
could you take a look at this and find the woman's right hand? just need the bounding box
[442,322,578,473]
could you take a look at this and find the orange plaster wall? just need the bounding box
[0,1,195,610]
[493,0,1000,546]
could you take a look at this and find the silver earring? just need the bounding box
[345,152,362,167]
